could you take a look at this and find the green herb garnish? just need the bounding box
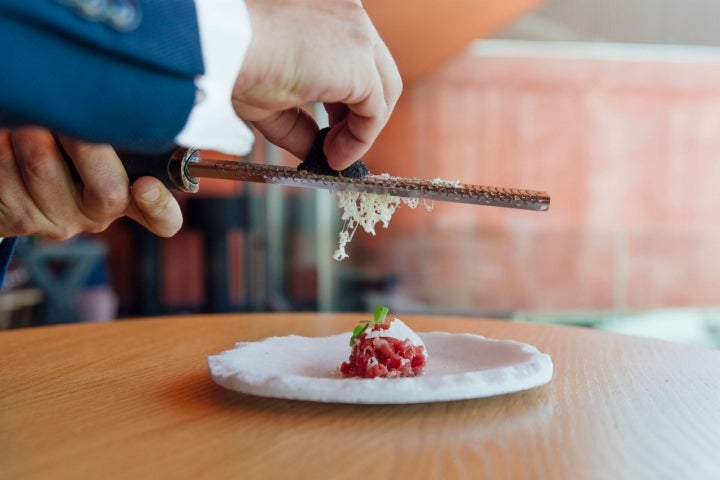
[349,306,390,346]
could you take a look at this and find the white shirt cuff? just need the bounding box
[175,0,255,156]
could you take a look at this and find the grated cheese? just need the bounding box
[431,178,461,188]
[365,318,427,354]
[333,189,433,261]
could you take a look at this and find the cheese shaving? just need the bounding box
[431,178,461,188]
[333,190,433,261]
[364,318,427,353]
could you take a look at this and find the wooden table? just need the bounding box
[1,313,719,479]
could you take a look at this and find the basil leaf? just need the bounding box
[373,306,389,325]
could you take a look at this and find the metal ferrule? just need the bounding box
[168,148,200,193]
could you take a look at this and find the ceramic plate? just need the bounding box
[208,332,553,404]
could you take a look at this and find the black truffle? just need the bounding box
[297,127,370,179]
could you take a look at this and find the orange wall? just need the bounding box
[364,0,544,83]
[103,44,720,316]
[352,44,720,315]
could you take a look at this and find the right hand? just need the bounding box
[233,0,402,170]
[0,128,182,241]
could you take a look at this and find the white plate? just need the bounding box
[208,332,553,404]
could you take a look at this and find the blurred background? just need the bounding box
[3,0,720,348]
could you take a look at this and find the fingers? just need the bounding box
[63,138,183,237]
[2,128,89,239]
[236,0,402,168]
[250,107,320,160]
[126,176,183,237]
[11,128,82,225]
[375,41,404,115]
[0,127,182,240]
[248,37,401,169]
[57,137,130,226]
[0,129,47,237]
[325,42,403,170]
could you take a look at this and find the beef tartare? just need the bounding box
[340,307,427,379]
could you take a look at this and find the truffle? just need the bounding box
[297,127,370,179]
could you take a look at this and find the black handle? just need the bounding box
[116,147,200,192]
[126,147,200,192]
[55,128,353,192]
[114,148,179,190]
[54,135,198,193]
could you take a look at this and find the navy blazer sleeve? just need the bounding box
[0,0,204,152]
[0,238,17,287]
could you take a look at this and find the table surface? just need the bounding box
[2,313,719,479]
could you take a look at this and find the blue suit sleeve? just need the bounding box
[0,238,18,288]
[0,0,205,152]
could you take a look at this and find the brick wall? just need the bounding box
[354,42,720,315]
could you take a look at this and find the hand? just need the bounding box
[234,0,402,170]
[0,128,182,240]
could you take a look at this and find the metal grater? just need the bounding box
[186,157,550,211]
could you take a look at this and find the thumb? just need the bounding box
[126,177,183,237]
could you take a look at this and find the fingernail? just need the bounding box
[139,186,160,203]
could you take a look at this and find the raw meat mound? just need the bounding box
[340,324,427,379]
